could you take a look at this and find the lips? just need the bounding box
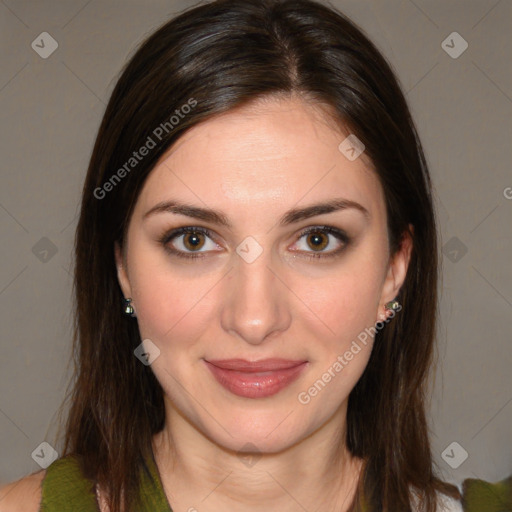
[204,358,308,399]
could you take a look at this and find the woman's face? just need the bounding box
[115,95,411,453]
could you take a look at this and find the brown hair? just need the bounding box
[55,0,461,510]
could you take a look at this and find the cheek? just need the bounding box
[291,259,384,348]
[129,253,217,349]
[293,268,381,411]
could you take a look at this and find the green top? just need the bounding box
[462,476,512,512]
[39,451,173,512]
[38,453,511,512]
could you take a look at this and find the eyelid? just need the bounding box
[290,225,349,259]
[160,226,216,245]
[159,226,219,260]
[296,225,349,244]
[159,224,350,259]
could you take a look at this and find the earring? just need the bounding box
[123,298,135,316]
[384,299,401,311]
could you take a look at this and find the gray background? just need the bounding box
[1,0,511,489]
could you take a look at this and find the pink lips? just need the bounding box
[204,358,308,399]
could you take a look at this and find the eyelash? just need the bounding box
[158,225,350,261]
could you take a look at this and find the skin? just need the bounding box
[0,471,45,511]
[115,97,411,512]
[112,94,413,512]
[0,94,412,512]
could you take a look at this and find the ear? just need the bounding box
[114,241,132,300]
[377,224,414,321]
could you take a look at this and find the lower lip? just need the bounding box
[204,361,308,399]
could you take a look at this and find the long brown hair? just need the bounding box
[55,0,461,510]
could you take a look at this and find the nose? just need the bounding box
[220,249,292,346]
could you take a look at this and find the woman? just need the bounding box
[1,0,507,510]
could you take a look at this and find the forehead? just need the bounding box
[135,96,385,222]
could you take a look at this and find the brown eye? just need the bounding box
[160,226,220,259]
[305,231,329,251]
[291,225,350,260]
[182,231,206,251]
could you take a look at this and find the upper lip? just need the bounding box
[205,358,307,372]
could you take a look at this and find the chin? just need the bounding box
[220,431,302,457]
[202,410,308,455]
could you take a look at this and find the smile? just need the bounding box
[203,358,309,399]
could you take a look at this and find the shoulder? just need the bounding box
[1,455,99,512]
[427,475,512,511]
[0,470,46,512]
[461,475,512,510]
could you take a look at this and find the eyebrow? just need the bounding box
[143,198,370,227]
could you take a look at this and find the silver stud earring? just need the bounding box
[384,299,401,311]
[123,298,135,316]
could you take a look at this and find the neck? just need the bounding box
[152,401,364,512]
